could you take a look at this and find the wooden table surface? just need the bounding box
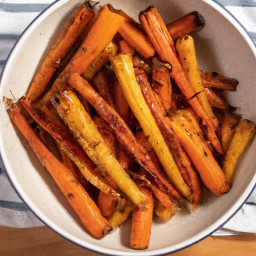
[0,226,255,256]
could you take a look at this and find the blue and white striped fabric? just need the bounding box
[0,0,255,233]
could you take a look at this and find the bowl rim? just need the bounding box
[0,0,256,255]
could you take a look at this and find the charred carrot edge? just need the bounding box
[152,58,172,113]
[118,19,155,58]
[41,5,126,104]
[204,88,227,110]
[20,98,121,199]
[26,3,95,102]
[136,70,202,204]
[8,103,110,238]
[200,70,238,91]
[223,119,255,185]
[167,11,205,40]
[130,187,154,250]
[92,68,115,108]
[119,39,135,55]
[68,73,183,202]
[140,6,223,155]
[221,113,241,153]
[82,41,118,81]
[171,115,229,196]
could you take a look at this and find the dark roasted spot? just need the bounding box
[67,193,74,198]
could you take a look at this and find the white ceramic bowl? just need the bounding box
[0,0,256,255]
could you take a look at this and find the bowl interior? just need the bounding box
[0,0,256,255]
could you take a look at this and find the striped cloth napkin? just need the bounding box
[0,0,255,234]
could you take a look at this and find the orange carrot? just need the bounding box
[130,187,154,249]
[26,3,95,101]
[8,103,110,238]
[171,115,229,196]
[118,20,155,58]
[20,98,120,199]
[68,73,183,202]
[167,11,205,40]
[41,5,126,104]
[140,6,223,155]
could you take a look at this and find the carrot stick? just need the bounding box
[68,73,183,202]
[118,20,155,58]
[200,70,238,91]
[136,69,202,204]
[8,103,110,239]
[171,115,229,196]
[20,98,121,199]
[167,11,205,40]
[132,55,152,75]
[223,119,255,185]
[26,3,95,102]
[176,35,218,128]
[140,6,223,155]
[154,199,176,221]
[41,5,126,104]
[152,57,173,113]
[130,187,154,250]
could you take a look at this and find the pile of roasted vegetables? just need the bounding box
[7,2,255,249]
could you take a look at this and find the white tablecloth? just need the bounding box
[0,0,255,234]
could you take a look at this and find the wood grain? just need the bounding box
[0,226,255,256]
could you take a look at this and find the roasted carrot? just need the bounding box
[176,35,218,128]
[223,119,255,185]
[171,115,229,196]
[136,69,202,204]
[26,2,95,102]
[20,98,121,199]
[54,90,145,205]
[200,70,238,91]
[204,88,227,110]
[118,20,155,58]
[8,103,110,239]
[167,11,205,40]
[68,73,183,202]
[92,68,115,108]
[152,57,173,113]
[221,113,241,153]
[82,41,118,81]
[130,187,154,250]
[119,39,135,55]
[140,6,223,154]
[41,5,126,103]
